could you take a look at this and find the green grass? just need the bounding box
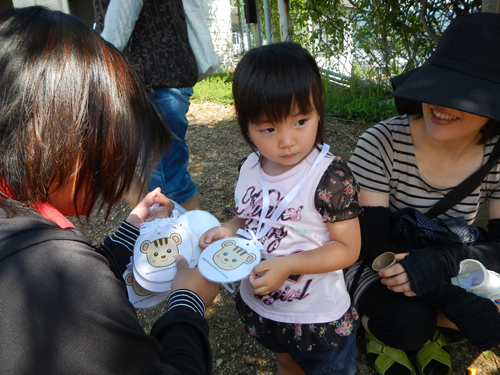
[192,73,234,105]
[324,75,398,122]
[193,72,398,123]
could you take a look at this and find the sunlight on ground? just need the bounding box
[468,350,500,374]
[205,293,223,319]
[242,354,274,374]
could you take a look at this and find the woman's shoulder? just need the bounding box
[0,207,86,238]
[0,207,95,265]
[354,115,414,160]
[362,114,411,141]
[0,209,121,305]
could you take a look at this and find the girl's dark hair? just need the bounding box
[232,42,325,151]
[0,7,170,218]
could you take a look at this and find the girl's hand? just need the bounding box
[199,226,233,250]
[126,187,174,228]
[248,257,292,296]
[379,253,416,297]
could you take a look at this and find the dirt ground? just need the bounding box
[78,101,500,375]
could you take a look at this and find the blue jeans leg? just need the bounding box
[288,334,358,375]
[147,87,197,204]
[256,332,358,375]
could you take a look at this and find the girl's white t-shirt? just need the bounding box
[235,149,353,324]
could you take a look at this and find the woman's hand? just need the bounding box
[379,253,416,297]
[248,256,292,296]
[126,187,174,228]
[198,226,234,250]
[171,256,220,307]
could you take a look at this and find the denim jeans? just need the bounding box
[256,332,358,375]
[147,87,197,204]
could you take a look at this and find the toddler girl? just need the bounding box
[200,42,361,375]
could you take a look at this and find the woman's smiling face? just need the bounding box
[422,103,489,143]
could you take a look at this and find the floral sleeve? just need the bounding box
[315,156,361,223]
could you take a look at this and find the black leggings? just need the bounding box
[357,279,437,351]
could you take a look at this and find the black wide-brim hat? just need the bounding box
[391,12,500,122]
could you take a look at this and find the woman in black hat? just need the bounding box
[346,12,500,375]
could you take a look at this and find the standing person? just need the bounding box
[0,7,218,374]
[199,42,361,375]
[346,13,500,375]
[94,0,201,210]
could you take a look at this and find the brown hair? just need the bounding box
[0,7,169,218]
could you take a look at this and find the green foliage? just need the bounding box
[324,74,397,122]
[291,0,350,58]
[350,0,432,75]
[239,0,481,77]
[224,0,481,123]
[347,0,480,76]
[190,72,396,123]
[192,73,234,105]
[255,0,349,59]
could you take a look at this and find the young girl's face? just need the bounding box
[248,107,319,175]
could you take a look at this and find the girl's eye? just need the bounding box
[261,127,275,134]
[296,119,307,126]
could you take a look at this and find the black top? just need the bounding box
[0,204,211,374]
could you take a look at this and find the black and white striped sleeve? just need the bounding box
[109,221,140,252]
[103,221,140,273]
[167,289,206,317]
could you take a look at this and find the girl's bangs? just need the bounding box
[249,89,316,126]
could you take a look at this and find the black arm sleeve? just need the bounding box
[102,223,213,374]
[103,221,139,273]
[420,280,500,350]
[358,206,405,266]
[1,238,214,374]
[152,306,212,375]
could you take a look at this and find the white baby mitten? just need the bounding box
[451,259,500,304]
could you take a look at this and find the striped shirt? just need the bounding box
[348,115,500,224]
[346,115,500,304]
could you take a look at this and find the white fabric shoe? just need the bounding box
[451,259,500,304]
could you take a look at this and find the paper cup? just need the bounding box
[372,252,397,272]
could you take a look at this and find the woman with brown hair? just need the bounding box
[0,6,218,374]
